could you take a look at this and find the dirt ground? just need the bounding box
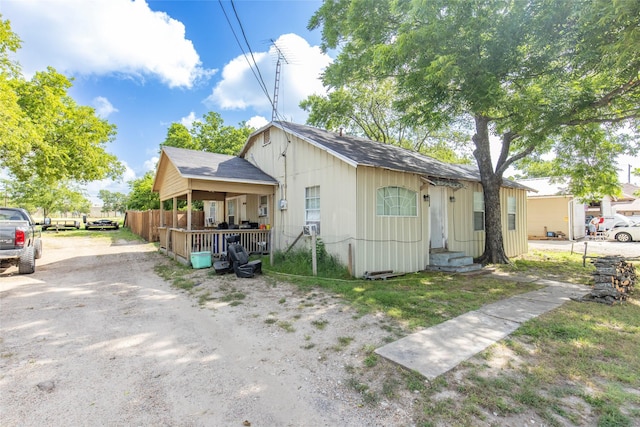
[0,235,416,426]
[1,236,637,426]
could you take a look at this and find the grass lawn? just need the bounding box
[265,247,640,427]
[40,224,140,243]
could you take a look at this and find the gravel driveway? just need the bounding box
[528,238,640,258]
[0,236,413,426]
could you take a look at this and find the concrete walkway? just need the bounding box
[375,278,589,380]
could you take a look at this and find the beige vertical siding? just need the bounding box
[526,196,573,237]
[446,182,484,256]
[445,182,528,258]
[500,187,529,258]
[355,167,429,277]
[244,128,358,268]
[244,126,528,274]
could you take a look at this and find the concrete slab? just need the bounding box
[375,280,588,380]
[375,312,520,380]
[478,297,561,323]
[517,282,589,304]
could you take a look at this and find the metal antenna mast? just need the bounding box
[271,39,289,121]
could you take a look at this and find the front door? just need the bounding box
[429,186,447,249]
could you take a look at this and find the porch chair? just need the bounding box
[225,235,262,278]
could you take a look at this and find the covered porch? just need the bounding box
[153,146,279,267]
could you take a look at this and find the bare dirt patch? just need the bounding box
[0,235,417,426]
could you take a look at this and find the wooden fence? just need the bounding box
[125,210,204,242]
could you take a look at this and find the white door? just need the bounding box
[429,187,447,249]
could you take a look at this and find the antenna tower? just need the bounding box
[271,39,290,121]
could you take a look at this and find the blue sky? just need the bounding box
[1,0,637,204]
[1,0,330,203]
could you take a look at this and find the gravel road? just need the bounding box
[0,236,414,426]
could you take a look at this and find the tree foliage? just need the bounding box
[300,79,472,164]
[98,190,128,215]
[160,111,252,156]
[310,0,640,263]
[1,17,125,213]
[127,172,160,211]
[10,67,124,183]
[4,178,90,218]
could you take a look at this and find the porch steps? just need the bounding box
[426,250,483,274]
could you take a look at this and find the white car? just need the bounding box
[606,223,640,242]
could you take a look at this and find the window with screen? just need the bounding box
[507,196,516,231]
[305,186,320,234]
[473,192,485,231]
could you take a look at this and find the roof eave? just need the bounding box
[180,174,278,186]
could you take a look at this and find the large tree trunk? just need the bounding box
[472,115,510,265]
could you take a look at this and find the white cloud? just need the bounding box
[144,156,159,172]
[205,33,332,123]
[180,112,199,129]
[2,0,215,88]
[92,97,118,118]
[246,116,269,130]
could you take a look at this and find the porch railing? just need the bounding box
[158,227,270,265]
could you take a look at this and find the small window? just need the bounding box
[376,186,417,216]
[228,200,236,226]
[305,186,320,234]
[473,192,485,231]
[263,129,271,146]
[507,196,516,231]
[208,203,216,223]
[258,195,268,217]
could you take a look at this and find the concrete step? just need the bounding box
[429,251,466,266]
[448,255,474,267]
[426,263,483,274]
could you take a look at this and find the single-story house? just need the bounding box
[153,121,531,277]
[611,183,640,217]
[516,178,588,240]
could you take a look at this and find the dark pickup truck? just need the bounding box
[0,207,43,274]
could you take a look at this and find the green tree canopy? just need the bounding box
[4,178,90,218]
[160,111,253,156]
[98,189,128,215]
[310,0,640,263]
[127,172,160,211]
[300,79,473,164]
[1,17,124,209]
[11,67,124,183]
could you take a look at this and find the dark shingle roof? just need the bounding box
[162,146,277,184]
[267,121,528,190]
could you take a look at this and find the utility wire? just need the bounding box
[229,0,272,103]
[217,0,303,156]
[217,0,272,104]
[218,0,297,127]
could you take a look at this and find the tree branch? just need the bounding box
[589,76,639,110]
[496,144,536,176]
[495,131,516,172]
[564,111,640,126]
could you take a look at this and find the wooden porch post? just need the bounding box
[172,197,177,228]
[187,190,192,231]
[159,199,164,227]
